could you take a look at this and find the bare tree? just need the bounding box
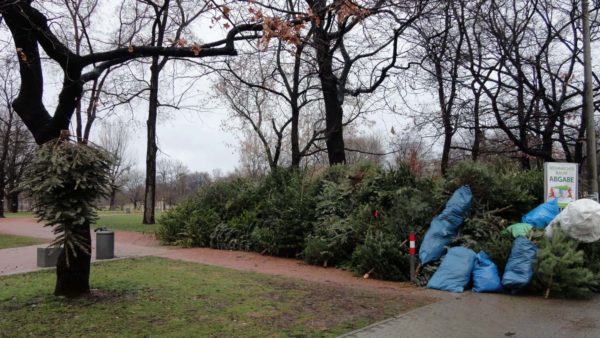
[455,0,600,168]
[212,12,325,168]
[122,169,145,210]
[304,0,428,164]
[96,121,133,210]
[0,52,15,217]
[110,0,216,224]
[0,48,35,216]
[235,132,273,178]
[156,157,190,208]
[412,1,467,174]
[215,64,290,170]
[345,134,385,165]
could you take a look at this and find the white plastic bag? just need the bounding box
[546,199,600,243]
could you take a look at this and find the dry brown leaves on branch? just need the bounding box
[335,0,370,22]
[191,42,202,56]
[260,17,305,48]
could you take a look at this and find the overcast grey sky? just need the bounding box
[128,106,240,174]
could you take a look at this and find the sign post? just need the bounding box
[409,231,416,282]
[544,162,578,208]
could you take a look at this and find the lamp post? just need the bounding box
[582,0,598,199]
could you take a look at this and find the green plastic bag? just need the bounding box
[503,223,533,238]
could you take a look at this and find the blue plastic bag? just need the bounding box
[502,237,538,291]
[472,251,503,293]
[427,246,477,293]
[419,186,473,265]
[522,199,560,229]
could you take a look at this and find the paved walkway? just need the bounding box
[0,217,167,275]
[342,292,600,338]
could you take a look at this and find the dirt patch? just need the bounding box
[112,231,160,247]
[257,277,435,333]
[158,247,448,302]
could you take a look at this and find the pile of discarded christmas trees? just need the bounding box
[417,186,600,299]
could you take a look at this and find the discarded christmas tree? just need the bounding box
[20,136,113,296]
[534,228,598,299]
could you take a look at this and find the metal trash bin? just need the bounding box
[95,228,114,259]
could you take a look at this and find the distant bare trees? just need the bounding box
[0,51,35,216]
[97,121,134,210]
[122,169,145,210]
[398,0,600,171]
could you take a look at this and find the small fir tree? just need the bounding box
[20,136,113,296]
[534,228,598,299]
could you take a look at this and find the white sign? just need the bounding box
[544,162,578,208]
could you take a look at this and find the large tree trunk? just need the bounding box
[322,97,346,165]
[54,224,91,297]
[314,18,346,165]
[290,46,302,168]
[142,1,170,224]
[441,131,452,175]
[6,5,91,296]
[109,187,117,211]
[472,105,482,161]
[290,104,301,167]
[436,61,452,175]
[0,156,6,218]
[0,190,5,218]
[471,86,483,162]
[8,192,19,213]
[143,57,160,225]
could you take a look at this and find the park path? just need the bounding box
[0,217,167,276]
[0,217,444,300]
[341,292,600,338]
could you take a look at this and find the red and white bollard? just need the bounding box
[409,231,416,282]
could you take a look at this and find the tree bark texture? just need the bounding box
[8,192,19,213]
[54,224,92,297]
[0,111,11,218]
[143,56,161,225]
[313,7,346,165]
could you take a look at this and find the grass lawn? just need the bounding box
[94,212,163,234]
[0,234,47,249]
[4,211,34,218]
[0,257,431,337]
[5,211,162,234]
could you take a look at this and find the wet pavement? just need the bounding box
[341,292,600,338]
[0,217,166,275]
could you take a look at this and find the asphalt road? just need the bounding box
[341,292,600,338]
